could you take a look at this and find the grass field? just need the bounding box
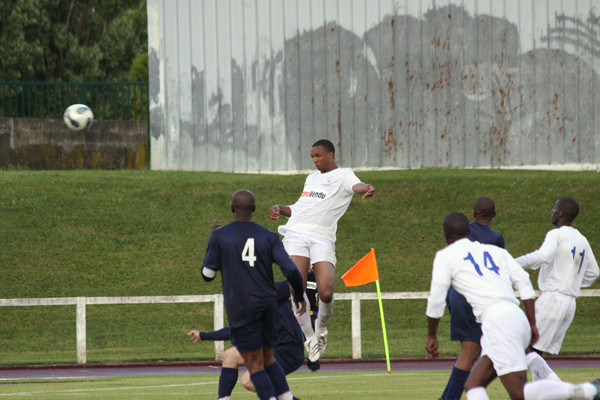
[0,169,599,365]
[1,369,599,399]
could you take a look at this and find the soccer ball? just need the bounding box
[63,104,94,131]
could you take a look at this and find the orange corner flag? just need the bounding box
[341,248,379,287]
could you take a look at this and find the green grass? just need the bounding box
[0,169,599,364]
[1,369,598,399]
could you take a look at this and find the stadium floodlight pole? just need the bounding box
[341,248,391,374]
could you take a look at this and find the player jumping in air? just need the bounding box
[269,139,374,363]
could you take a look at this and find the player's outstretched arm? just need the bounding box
[352,183,375,199]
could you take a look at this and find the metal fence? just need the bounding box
[0,81,148,120]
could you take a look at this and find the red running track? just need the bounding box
[1,357,598,380]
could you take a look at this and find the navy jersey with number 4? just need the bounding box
[203,221,299,328]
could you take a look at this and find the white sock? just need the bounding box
[316,299,333,334]
[466,386,490,400]
[526,352,560,381]
[293,293,315,339]
[277,391,293,400]
[524,380,597,400]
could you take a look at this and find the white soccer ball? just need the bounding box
[63,104,94,131]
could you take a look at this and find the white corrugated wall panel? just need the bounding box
[148,0,600,171]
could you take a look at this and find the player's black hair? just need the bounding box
[443,212,470,240]
[312,139,335,156]
[557,197,579,222]
[232,189,255,212]
[473,196,496,218]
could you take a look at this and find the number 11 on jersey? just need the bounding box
[242,238,257,267]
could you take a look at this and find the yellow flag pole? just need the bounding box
[375,279,391,374]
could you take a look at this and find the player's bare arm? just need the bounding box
[522,298,539,346]
[352,183,375,199]
[269,204,291,220]
[211,219,221,231]
[426,316,441,359]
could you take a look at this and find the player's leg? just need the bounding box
[526,349,560,382]
[233,313,277,400]
[239,347,276,400]
[441,286,482,400]
[497,369,528,400]
[524,378,600,400]
[219,347,245,398]
[274,343,305,376]
[264,345,296,400]
[464,356,497,400]
[441,340,481,399]
[312,261,335,355]
[289,255,315,339]
[287,254,321,363]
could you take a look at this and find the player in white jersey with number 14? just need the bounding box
[425,212,600,400]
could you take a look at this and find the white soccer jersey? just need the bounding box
[278,168,361,242]
[427,239,535,323]
[516,226,599,297]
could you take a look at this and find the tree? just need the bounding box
[0,0,147,81]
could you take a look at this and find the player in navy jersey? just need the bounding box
[201,189,306,400]
[440,197,505,400]
[188,281,304,398]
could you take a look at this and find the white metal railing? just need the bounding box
[1,289,599,364]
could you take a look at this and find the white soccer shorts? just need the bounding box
[532,291,576,354]
[282,230,337,266]
[480,303,530,376]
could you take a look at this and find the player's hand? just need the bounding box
[269,205,281,220]
[211,219,221,231]
[362,184,375,199]
[293,299,307,316]
[187,330,202,343]
[425,337,440,359]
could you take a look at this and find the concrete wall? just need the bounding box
[0,118,148,170]
[148,0,600,172]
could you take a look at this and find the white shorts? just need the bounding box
[281,230,336,266]
[480,303,530,376]
[533,292,576,354]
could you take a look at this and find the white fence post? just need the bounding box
[351,292,361,359]
[214,294,225,361]
[76,297,87,364]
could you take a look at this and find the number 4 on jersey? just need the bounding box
[242,238,257,267]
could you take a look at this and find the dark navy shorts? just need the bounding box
[446,285,482,342]
[275,342,304,375]
[231,301,278,353]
